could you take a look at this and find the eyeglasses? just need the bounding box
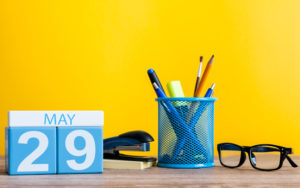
[217,143,298,171]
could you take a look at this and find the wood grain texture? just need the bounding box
[1,156,300,188]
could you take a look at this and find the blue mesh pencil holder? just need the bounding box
[156,97,217,168]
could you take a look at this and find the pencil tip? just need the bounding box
[200,56,203,62]
[208,55,214,65]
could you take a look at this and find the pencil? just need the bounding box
[194,55,214,97]
[194,56,203,97]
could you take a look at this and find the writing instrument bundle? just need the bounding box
[148,55,215,99]
[148,55,217,168]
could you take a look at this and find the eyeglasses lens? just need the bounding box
[220,144,241,167]
[250,145,281,170]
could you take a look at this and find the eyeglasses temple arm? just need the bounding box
[286,155,298,168]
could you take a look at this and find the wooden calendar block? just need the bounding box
[57,126,103,174]
[6,111,104,175]
[8,111,104,126]
[6,127,56,175]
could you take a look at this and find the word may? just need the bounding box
[44,113,76,125]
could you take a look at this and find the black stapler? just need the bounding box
[104,130,157,162]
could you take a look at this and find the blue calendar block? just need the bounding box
[6,127,56,175]
[57,126,103,174]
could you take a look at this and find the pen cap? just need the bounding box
[167,81,186,108]
[167,81,185,98]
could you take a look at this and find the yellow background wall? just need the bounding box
[1,0,300,156]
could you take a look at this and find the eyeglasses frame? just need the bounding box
[217,143,298,171]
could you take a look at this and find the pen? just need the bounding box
[148,69,166,95]
[194,56,203,96]
[204,83,215,97]
[153,82,167,98]
[173,84,216,161]
[189,84,215,129]
[152,82,207,159]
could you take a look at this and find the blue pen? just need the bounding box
[173,84,215,161]
[181,83,215,160]
[204,83,215,97]
[153,82,207,161]
[153,83,172,113]
[190,83,215,128]
[153,82,167,97]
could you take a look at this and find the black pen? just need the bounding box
[147,68,166,95]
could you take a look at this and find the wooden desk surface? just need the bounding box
[1,156,300,188]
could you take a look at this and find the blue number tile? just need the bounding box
[6,127,56,175]
[57,126,103,174]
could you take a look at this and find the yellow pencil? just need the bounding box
[194,55,214,97]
